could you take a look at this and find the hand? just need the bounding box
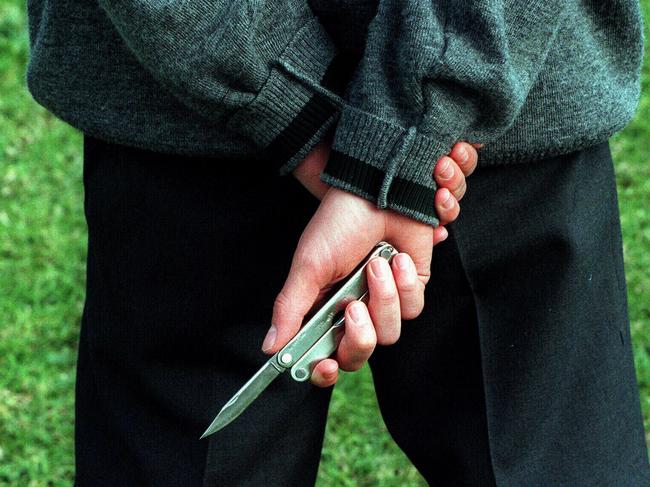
[293,140,480,240]
[432,141,481,225]
[269,140,480,387]
[261,192,454,386]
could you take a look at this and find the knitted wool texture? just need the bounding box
[26,0,644,224]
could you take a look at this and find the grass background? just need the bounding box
[0,2,648,485]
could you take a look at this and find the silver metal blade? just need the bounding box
[200,360,283,439]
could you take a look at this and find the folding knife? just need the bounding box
[200,241,397,439]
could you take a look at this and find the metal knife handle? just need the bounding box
[289,290,372,381]
[275,241,397,375]
[290,319,345,382]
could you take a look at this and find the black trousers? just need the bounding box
[76,136,648,486]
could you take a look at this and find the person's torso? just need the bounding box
[25,0,643,164]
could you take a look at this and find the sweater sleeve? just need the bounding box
[97,0,352,169]
[320,0,568,225]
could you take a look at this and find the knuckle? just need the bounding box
[397,277,419,295]
[418,272,431,287]
[375,288,398,306]
[273,290,291,312]
[378,293,397,307]
[294,250,319,274]
[337,351,364,371]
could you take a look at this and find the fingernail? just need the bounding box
[369,258,387,280]
[262,325,277,352]
[440,226,449,240]
[457,147,468,164]
[439,159,453,180]
[441,190,454,210]
[349,302,362,324]
[395,253,410,271]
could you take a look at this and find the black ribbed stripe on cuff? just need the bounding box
[264,49,355,168]
[323,150,439,225]
[264,50,359,171]
[227,17,347,171]
[263,91,338,169]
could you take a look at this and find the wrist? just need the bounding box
[322,187,388,238]
[292,139,332,200]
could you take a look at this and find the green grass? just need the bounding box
[1,2,648,485]
[610,0,650,448]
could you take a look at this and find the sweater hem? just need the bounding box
[25,94,264,161]
[477,129,622,167]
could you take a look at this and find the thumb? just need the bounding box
[264,252,331,354]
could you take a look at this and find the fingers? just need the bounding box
[336,300,377,372]
[311,253,424,386]
[450,141,479,177]
[365,257,401,345]
[435,187,460,226]
[433,141,478,209]
[310,358,339,388]
[433,140,480,225]
[434,156,467,202]
[311,300,377,387]
[391,253,425,320]
[432,225,449,247]
[384,216,433,290]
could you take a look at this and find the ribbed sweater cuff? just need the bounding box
[321,107,454,226]
[226,17,347,172]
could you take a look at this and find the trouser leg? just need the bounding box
[75,136,331,486]
[371,142,649,486]
[368,224,497,487]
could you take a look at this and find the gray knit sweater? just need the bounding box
[26,0,644,224]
